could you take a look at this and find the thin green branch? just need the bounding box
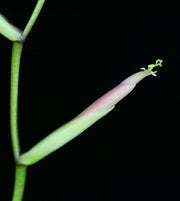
[10,42,23,159]
[23,0,46,40]
[12,165,27,201]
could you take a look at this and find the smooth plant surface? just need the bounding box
[0,14,22,41]
[0,1,163,201]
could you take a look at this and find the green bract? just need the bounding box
[17,108,114,166]
[0,14,22,41]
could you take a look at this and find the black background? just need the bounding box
[0,1,179,201]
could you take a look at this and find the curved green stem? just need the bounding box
[10,41,23,159]
[12,165,27,201]
[23,0,46,40]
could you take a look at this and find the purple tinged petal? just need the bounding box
[76,70,150,118]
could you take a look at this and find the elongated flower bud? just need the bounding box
[0,13,23,41]
[76,59,163,117]
[17,60,163,166]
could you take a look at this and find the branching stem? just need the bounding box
[10,1,46,201]
[23,0,46,40]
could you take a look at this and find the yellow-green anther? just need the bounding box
[141,59,163,76]
[0,13,23,41]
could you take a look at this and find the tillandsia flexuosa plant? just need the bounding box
[0,1,163,201]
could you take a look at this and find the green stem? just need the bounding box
[10,1,46,201]
[23,0,46,40]
[10,41,23,159]
[12,165,27,201]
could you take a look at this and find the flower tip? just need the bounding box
[156,59,163,67]
[140,59,163,77]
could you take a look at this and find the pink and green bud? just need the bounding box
[76,59,163,116]
[17,60,163,166]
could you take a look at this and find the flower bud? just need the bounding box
[17,60,163,165]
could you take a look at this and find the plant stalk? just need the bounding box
[10,1,46,200]
[23,0,46,40]
[10,41,23,160]
[12,165,27,201]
